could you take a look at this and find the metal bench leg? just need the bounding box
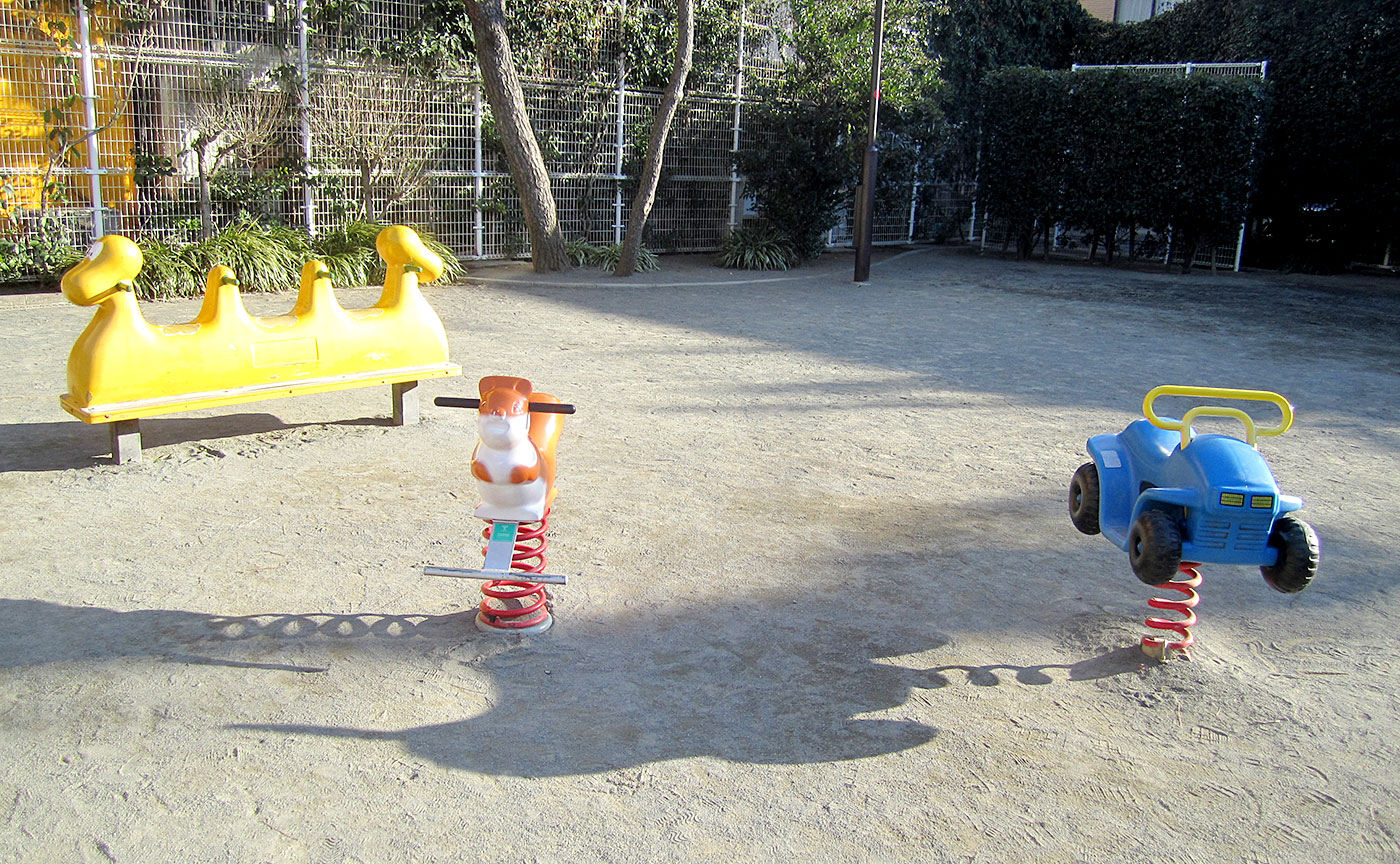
[392,380,420,426]
[110,419,142,464]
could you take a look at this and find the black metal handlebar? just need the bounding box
[434,396,576,414]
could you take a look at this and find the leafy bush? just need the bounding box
[0,218,81,286]
[1081,0,1398,270]
[734,99,857,261]
[716,223,795,270]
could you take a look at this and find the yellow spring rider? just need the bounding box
[59,225,460,463]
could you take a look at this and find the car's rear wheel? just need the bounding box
[1129,510,1182,585]
[1069,462,1101,535]
[1261,515,1319,593]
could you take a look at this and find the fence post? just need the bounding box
[906,144,921,242]
[728,0,746,231]
[296,0,316,235]
[76,1,104,239]
[473,84,484,259]
[612,0,628,246]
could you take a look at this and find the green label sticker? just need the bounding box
[491,522,518,542]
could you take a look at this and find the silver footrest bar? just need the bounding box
[424,565,569,585]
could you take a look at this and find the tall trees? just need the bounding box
[614,0,693,277]
[462,0,570,272]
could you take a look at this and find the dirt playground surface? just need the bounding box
[1,247,1398,863]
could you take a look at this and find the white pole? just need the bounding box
[76,2,104,239]
[613,0,627,246]
[907,145,920,242]
[728,0,746,231]
[297,0,315,235]
[473,84,484,259]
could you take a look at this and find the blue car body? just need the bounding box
[1086,419,1303,567]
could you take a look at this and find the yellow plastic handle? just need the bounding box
[1143,385,1294,449]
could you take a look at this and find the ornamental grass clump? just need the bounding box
[126,219,463,300]
[567,239,659,272]
[717,223,796,271]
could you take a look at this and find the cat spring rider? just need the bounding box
[425,376,575,633]
[1069,386,1320,660]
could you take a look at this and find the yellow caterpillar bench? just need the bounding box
[59,225,460,463]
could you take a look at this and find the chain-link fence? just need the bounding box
[2,0,941,276]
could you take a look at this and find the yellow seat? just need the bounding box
[59,225,461,462]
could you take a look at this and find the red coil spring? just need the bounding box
[477,511,551,630]
[1141,562,1203,661]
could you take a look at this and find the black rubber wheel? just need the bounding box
[1261,515,1319,593]
[1128,510,1182,586]
[1068,462,1101,535]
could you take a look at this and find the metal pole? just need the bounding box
[728,0,746,230]
[297,0,316,235]
[473,84,484,258]
[852,0,885,283]
[76,2,104,239]
[906,144,920,242]
[613,0,628,246]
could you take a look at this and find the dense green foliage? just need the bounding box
[1079,0,1399,270]
[734,100,859,260]
[979,68,1264,268]
[977,68,1072,260]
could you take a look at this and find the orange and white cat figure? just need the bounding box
[470,375,565,524]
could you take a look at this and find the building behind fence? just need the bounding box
[1,0,954,275]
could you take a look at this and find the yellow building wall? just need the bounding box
[1079,0,1117,21]
[1,0,136,219]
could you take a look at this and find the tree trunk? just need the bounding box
[196,145,214,239]
[360,161,375,223]
[614,0,693,277]
[464,0,569,272]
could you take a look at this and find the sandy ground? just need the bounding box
[1,247,1398,863]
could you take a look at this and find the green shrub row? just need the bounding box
[978,68,1264,269]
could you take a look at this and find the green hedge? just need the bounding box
[978,67,1264,269]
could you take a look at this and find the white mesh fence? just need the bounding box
[2,0,938,272]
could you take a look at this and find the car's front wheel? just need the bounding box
[1261,515,1319,593]
[1128,510,1182,585]
[1069,462,1101,535]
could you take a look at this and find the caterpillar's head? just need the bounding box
[376,225,444,283]
[61,236,142,307]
